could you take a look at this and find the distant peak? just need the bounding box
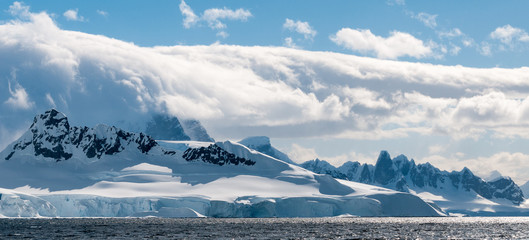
[30,109,70,131]
[238,136,271,147]
[376,150,391,163]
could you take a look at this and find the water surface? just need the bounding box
[2,217,529,239]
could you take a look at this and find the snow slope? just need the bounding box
[302,151,528,216]
[0,110,444,217]
[238,136,296,165]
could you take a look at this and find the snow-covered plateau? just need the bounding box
[0,110,444,218]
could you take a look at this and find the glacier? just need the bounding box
[0,110,444,218]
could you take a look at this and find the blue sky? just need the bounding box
[2,0,529,67]
[2,1,529,183]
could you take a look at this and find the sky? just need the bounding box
[2,1,529,183]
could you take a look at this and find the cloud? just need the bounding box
[283,37,299,49]
[342,87,391,109]
[479,42,492,56]
[490,25,529,45]
[412,12,437,29]
[287,144,319,164]
[8,1,30,18]
[5,81,34,110]
[3,6,529,148]
[178,0,251,37]
[386,0,405,6]
[438,28,463,38]
[202,7,251,30]
[216,31,228,38]
[63,9,85,22]
[179,0,199,28]
[283,18,317,40]
[330,28,435,59]
[96,10,108,17]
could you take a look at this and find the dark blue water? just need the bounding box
[1,217,529,239]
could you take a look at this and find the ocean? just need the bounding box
[1,217,529,239]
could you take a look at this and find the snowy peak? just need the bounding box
[145,114,214,142]
[30,109,70,138]
[146,114,191,141]
[2,109,164,163]
[302,150,525,205]
[238,136,295,164]
[374,150,396,185]
[181,119,215,142]
[239,136,271,147]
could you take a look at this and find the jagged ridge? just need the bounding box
[301,151,524,205]
[4,109,161,162]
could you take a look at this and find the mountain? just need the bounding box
[0,110,443,218]
[238,136,295,164]
[302,151,526,216]
[520,181,529,199]
[3,109,167,163]
[145,114,214,142]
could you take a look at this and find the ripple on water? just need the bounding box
[1,217,529,239]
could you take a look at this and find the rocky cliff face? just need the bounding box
[2,109,166,162]
[302,151,524,205]
[183,144,256,166]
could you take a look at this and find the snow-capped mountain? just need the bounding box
[238,136,295,164]
[2,109,170,164]
[145,114,214,142]
[520,181,529,199]
[0,110,443,218]
[302,151,526,215]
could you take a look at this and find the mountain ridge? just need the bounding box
[301,151,524,206]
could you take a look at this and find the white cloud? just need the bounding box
[449,45,461,55]
[4,81,34,110]
[179,0,199,28]
[202,7,251,30]
[4,7,529,146]
[283,37,299,49]
[438,28,463,38]
[479,42,492,56]
[287,144,319,163]
[342,87,391,109]
[178,0,251,37]
[63,9,85,22]
[428,145,445,154]
[45,93,56,108]
[386,0,405,6]
[412,12,437,29]
[490,25,529,45]
[283,18,317,40]
[8,1,30,18]
[216,31,228,38]
[330,28,434,59]
[96,10,108,17]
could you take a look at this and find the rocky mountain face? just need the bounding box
[2,109,171,162]
[301,151,524,205]
[238,136,295,164]
[145,114,214,142]
[183,144,256,166]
